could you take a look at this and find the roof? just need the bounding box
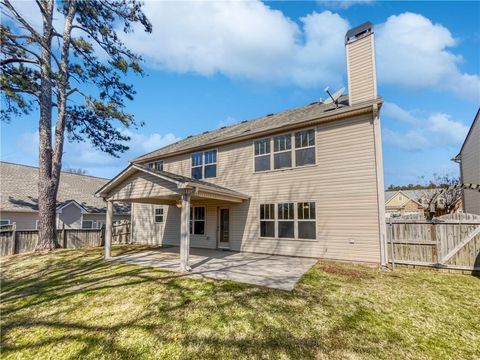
[134,95,380,163]
[96,164,249,201]
[454,108,479,160]
[0,161,130,214]
[384,189,441,205]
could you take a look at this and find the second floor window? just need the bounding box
[191,150,217,180]
[148,160,164,171]
[254,138,271,172]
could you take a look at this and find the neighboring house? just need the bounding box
[384,190,425,217]
[0,162,130,230]
[453,109,480,215]
[97,22,388,266]
[385,189,462,218]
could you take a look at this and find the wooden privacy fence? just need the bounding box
[0,222,131,256]
[387,213,480,271]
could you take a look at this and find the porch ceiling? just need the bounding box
[95,164,249,204]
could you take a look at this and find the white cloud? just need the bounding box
[317,0,375,10]
[122,2,349,87]
[382,103,469,151]
[376,13,480,101]
[15,129,180,177]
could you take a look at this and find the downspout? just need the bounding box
[372,103,388,266]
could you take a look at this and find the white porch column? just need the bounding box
[104,200,113,260]
[180,191,192,272]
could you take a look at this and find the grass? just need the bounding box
[1,246,479,360]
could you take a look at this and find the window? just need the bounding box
[254,138,271,172]
[259,202,317,240]
[191,150,217,179]
[273,134,292,170]
[297,202,316,239]
[0,219,10,226]
[190,206,205,235]
[278,203,294,238]
[295,129,315,166]
[155,207,164,223]
[260,204,275,237]
[254,129,315,172]
[82,220,94,229]
[148,160,164,171]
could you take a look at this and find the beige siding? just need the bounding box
[108,172,180,201]
[0,211,38,230]
[347,34,376,105]
[461,115,480,214]
[58,203,82,229]
[130,113,382,263]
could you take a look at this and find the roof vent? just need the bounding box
[186,135,193,139]
[202,130,209,134]
[220,126,227,129]
[241,120,248,123]
[309,101,319,105]
[266,113,274,117]
[243,129,251,133]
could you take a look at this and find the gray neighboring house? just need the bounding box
[453,109,480,215]
[97,22,389,268]
[0,162,130,230]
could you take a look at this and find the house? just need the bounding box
[384,190,425,217]
[0,162,130,230]
[96,22,388,269]
[453,109,480,215]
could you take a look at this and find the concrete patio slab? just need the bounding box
[112,247,317,291]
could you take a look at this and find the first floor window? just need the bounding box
[155,207,164,223]
[278,203,294,238]
[297,202,316,239]
[260,204,275,237]
[82,220,94,229]
[190,206,205,235]
[259,202,317,240]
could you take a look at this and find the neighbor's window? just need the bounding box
[273,134,292,170]
[278,203,294,238]
[155,207,164,223]
[0,219,10,226]
[82,220,94,229]
[297,202,316,239]
[254,138,271,172]
[190,206,205,235]
[191,150,217,180]
[260,204,275,237]
[295,129,315,166]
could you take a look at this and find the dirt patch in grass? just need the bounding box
[316,261,374,279]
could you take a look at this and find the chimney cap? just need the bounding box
[345,21,374,44]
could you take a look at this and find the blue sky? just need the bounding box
[1,0,479,187]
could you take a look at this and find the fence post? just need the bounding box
[12,222,17,255]
[388,218,395,271]
[62,224,67,249]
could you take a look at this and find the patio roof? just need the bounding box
[95,164,249,204]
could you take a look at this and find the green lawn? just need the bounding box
[1,246,479,359]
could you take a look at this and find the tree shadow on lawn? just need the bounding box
[0,247,392,359]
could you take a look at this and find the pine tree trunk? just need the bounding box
[36,0,56,251]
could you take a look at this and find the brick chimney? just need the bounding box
[345,22,377,106]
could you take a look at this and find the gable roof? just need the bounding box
[134,96,381,163]
[384,189,442,207]
[454,108,479,160]
[0,161,129,214]
[96,163,249,201]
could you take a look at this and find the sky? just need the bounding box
[1,0,479,187]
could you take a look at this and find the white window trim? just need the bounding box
[154,207,164,224]
[259,204,275,238]
[191,150,218,180]
[190,206,206,235]
[253,128,316,174]
[258,201,317,241]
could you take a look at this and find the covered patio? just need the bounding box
[96,164,250,272]
[110,246,317,290]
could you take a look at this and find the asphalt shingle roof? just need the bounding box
[134,96,351,162]
[0,162,129,214]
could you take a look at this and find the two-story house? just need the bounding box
[96,22,388,270]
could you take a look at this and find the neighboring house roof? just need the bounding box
[454,108,479,160]
[0,161,130,214]
[96,163,249,201]
[134,95,380,163]
[384,189,445,208]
